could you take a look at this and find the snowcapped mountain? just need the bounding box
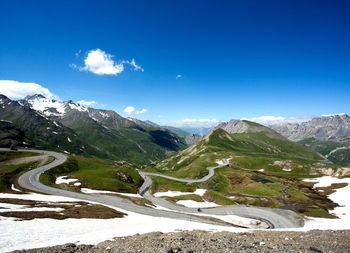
[0,94,186,164]
[20,94,87,117]
[0,94,96,155]
[271,114,350,141]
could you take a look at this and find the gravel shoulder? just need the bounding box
[11,230,350,253]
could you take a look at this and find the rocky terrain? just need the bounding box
[215,119,284,139]
[184,134,202,145]
[271,114,350,141]
[11,230,350,253]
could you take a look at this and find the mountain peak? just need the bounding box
[0,94,11,102]
[214,119,284,139]
[24,94,47,100]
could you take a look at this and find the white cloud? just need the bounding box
[173,118,220,128]
[124,58,144,72]
[0,80,55,99]
[77,100,98,107]
[176,74,182,79]
[321,113,346,117]
[123,106,147,115]
[79,49,124,75]
[72,49,144,76]
[243,115,310,125]
[123,106,135,114]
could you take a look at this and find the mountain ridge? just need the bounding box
[271,114,350,141]
[0,94,186,164]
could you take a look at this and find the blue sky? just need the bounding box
[0,0,349,127]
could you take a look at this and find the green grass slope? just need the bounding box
[152,128,323,178]
[147,128,339,218]
[299,137,350,166]
[41,155,144,193]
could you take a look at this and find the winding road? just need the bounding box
[1,148,304,229]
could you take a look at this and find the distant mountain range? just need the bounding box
[270,114,350,141]
[0,94,186,164]
[1,93,349,166]
[271,114,350,165]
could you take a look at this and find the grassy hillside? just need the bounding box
[58,110,186,165]
[299,137,350,166]
[147,128,339,218]
[151,128,323,178]
[41,155,144,193]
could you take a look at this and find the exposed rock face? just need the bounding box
[0,120,33,148]
[272,114,350,141]
[185,134,202,145]
[214,119,284,139]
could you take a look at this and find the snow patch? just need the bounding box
[215,158,231,166]
[154,189,207,198]
[68,102,87,112]
[0,203,64,213]
[176,200,219,208]
[99,112,109,118]
[55,176,79,185]
[81,188,142,198]
[298,176,350,230]
[11,184,21,192]
[53,121,60,127]
[0,208,249,252]
[0,192,81,202]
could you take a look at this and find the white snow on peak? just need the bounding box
[26,96,66,116]
[99,111,109,118]
[25,95,90,116]
[53,121,60,127]
[68,102,88,112]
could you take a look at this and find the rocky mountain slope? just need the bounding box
[0,120,33,148]
[215,119,284,139]
[271,114,350,165]
[271,114,350,141]
[184,133,202,146]
[0,94,186,164]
